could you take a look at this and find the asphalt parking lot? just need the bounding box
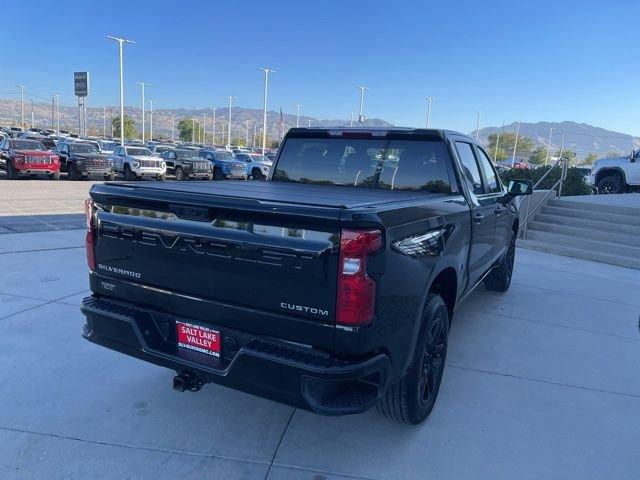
[0,219,638,479]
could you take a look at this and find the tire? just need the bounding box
[251,168,265,180]
[104,172,115,181]
[175,166,186,181]
[124,164,136,181]
[377,294,449,424]
[157,173,166,181]
[68,164,79,181]
[597,174,623,194]
[484,229,516,292]
[213,168,224,181]
[7,162,19,180]
[49,171,60,180]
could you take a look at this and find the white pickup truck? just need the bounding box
[590,151,640,194]
[110,145,167,181]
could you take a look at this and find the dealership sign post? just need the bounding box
[74,72,89,137]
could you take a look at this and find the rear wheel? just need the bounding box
[251,168,265,180]
[213,168,224,181]
[68,164,79,181]
[484,229,516,292]
[7,162,18,180]
[124,164,136,181]
[377,294,448,424]
[597,174,623,194]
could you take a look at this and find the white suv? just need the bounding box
[111,145,167,181]
[590,151,640,194]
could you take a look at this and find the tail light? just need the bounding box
[84,198,96,271]
[336,229,382,326]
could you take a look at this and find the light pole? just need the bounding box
[192,117,195,143]
[203,113,207,144]
[425,97,433,128]
[494,120,505,163]
[107,36,135,145]
[211,107,216,145]
[147,100,154,141]
[356,86,368,124]
[350,112,354,127]
[103,106,107,138]
[475,111,483,140]
[16,85,25,128]
[252,123,257,149]
[226,95,236,147]
[171,114,175,142]
[295,104,303,127]
[137,82,150,141]
[511,121,521,167]
[544,126,554,166]
[308,119,311,128]
[258,67,276,154]
[54,95,60,135]
[245,120,250,146]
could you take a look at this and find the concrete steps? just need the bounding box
[519,197,640,269]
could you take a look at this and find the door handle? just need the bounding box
[495,206,506,214]
[473,213,485,223]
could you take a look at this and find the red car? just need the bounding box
[0,138,61,180]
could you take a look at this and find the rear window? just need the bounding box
[273,137,458,193]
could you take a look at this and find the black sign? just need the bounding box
[74,72,89,97]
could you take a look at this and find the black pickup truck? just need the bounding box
[81,127,532,424]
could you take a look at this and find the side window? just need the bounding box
[455,142,484,195]
[476,147,501,194]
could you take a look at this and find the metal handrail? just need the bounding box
[520,157,569,239]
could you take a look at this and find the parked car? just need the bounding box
[98,140,117,155]
[0,138,60,179]
[590,151,640,194]
[110,145,166,181]
[54,141,114,180]
[160,148,213,180]
[199,149,247,180]
[234,152,272,180]
[81,127,532,425]
[147,143,174,156]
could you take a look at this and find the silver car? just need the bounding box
[110,145,167,181]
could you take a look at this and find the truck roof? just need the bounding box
[286,126,474,141]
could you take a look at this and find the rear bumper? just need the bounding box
[80,296,391,415]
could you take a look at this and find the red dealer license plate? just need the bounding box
[176,321,221,357]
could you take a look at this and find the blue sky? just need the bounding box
[2,0,639,135]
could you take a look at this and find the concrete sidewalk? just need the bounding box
[0,230,638,479]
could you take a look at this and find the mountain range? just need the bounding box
[0,99,392,142]
[474,121,640,160]
[1,98,636,160]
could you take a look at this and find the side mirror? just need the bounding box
[507,179,533,197]
[630,150,636,163]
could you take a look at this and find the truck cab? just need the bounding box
[590,150,640,193]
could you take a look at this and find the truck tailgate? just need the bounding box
[88,182,343,349]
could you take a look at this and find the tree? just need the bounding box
[584,153,598,165]
[557,148,576,164]
[487,132,534,155]
[111,115,138,139]
[178,119,201,142]
[528,147,548,165]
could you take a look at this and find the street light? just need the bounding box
[171,114,175,142]
[350,113,354,127]
[544,126,554,166]
[356,86,368,124]
[54,95,60,135]
[226,95,236,147]
[475,111,483,140]
[212,107,216,145]
[203,113,207,145]
[137,82,151,141]
[103,106,107,138]
[107,35,135,145]
[425,97,433,128]
[16,85,25,128]
[511,121,521,167]
[258,67,276,154]
[245,120,250,146]
[295,104,303,127]
[147,100,154,141]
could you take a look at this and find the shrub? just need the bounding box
[499,166,591,197]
